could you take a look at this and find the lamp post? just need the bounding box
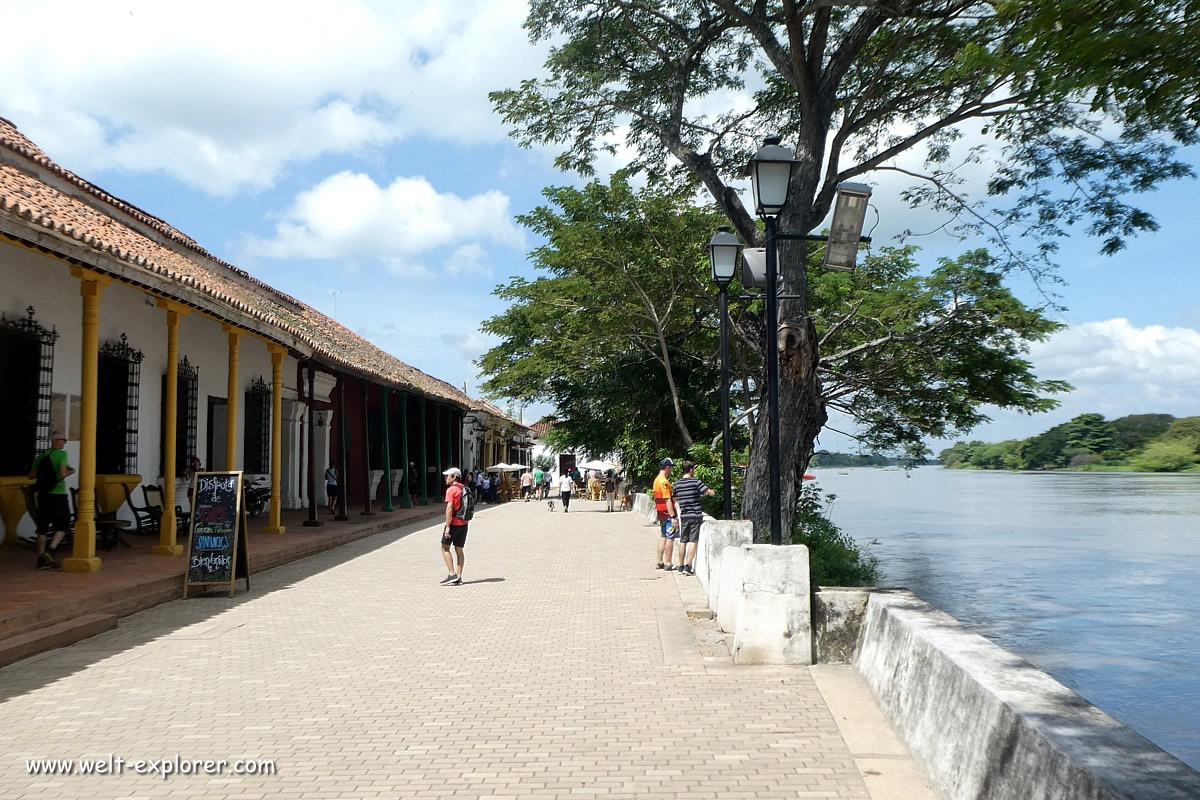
[748,136,797,546]
[711,136,873,545]
[707,225,741,520]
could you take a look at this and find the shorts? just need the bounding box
[679,517,702,544]
[442,523,468,548]
[659,518,678,540]
[37,492,71,534]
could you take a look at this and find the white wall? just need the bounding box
[1,240,299,532]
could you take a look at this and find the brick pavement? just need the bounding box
[0,496,872,799]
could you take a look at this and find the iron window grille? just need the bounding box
[244,376,271,474]
[0,306,57,473]
[161,356,199,476]
[99,333,143,474]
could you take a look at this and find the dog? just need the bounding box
[547,500,556,512]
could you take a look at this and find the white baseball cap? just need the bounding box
[442,467,461,477]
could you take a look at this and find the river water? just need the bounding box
[811,467,1200,770]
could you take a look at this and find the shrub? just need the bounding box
[791,483,879,586]
[1132,439,1199,472]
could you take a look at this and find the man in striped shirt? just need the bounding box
[671,461,715,576]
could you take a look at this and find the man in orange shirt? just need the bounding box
[652,458,678,570]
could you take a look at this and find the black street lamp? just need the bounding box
[711,137,873,545]
[749,136,798,546]
[707,225,741,520]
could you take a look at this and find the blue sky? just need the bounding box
[3,0,1198,451]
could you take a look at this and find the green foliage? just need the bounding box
[812,247,1069,455]
[1132,440,1200,472]
[791,484,878,587]
[533,453,555,472]
[1161,417,1200,451]
[1111,414,1176,452]
[943,411,1200,472]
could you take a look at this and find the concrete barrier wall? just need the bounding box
[632,492,657,523]
[731,544,811,665]
[855,591,1200,800]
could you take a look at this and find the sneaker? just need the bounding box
[656,562,665,570]
[451,577,463,586]
[665,565,675,572]
[47,553,62,570]
[684,566,694,576]
[36,553,52,570]
[439,573,457,585]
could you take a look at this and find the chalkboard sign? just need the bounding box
[183,471,252,598]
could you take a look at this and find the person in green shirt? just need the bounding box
[28,432,74,570]
[533,466,545,499]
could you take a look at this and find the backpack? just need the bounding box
[456,484,475,522]
[34,452,59,494]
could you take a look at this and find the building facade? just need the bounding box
[0,118,477,571]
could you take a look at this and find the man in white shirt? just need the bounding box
[520,469,535,501]
[558,471,574,512]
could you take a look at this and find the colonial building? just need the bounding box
[0,117,485,571]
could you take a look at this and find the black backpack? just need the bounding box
[34,452,59,494]
[457,484,475,522]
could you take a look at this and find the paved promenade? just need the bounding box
[0,497,900,799]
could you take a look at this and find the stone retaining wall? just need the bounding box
[818,588,1200,800]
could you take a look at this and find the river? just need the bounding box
[811,467,1200,771]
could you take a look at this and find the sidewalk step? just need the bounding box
[0,613,117,668]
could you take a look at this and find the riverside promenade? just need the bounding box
[0,497,930,799]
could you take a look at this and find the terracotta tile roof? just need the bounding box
[0,116,472,408]
[529,419,557,438]
[470,398,531,432]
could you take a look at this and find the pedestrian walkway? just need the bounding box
[0,496,920,799]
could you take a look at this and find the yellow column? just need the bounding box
[154,299,188,555]
[264,345,287,533]
[223,326,240,471]
[62,268,110,572]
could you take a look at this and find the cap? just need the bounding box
[442,467,462,477]
[51,431,66,441]
[659,458,674,467]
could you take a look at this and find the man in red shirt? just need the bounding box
[440,467,469,586]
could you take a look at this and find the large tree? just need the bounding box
[492,0,1199,535]
[480,177,1067,499]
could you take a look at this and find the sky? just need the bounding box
[2,0,1198,452]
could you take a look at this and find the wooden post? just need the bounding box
[400,392,411,508]
[223,327,240,471]
[380,387,394,512]
[336,377,349,521]
[63,269,109,572]
[302,364,322,527]
[419,397,428,506]
[361,381,375,516]
[264,345,286,533]
[153,297,188,556]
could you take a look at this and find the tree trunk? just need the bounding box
[739,144,827,541]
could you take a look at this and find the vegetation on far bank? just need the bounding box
[939,414,1200,473]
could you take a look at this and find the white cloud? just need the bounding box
[241,171,524,275]
[445,244,493,277]
[0,0,548,194]
[965,318,1200,442]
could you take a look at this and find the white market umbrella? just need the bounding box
[490,462,511,471]
[578,459,614,471]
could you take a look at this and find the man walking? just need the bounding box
[521,468,535,502]
[533,464,545,499]
[671,461,716,575]
[28,432,74,570]
[439,467,469,586]
[604,471,617,512]
[653,458,678,570]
